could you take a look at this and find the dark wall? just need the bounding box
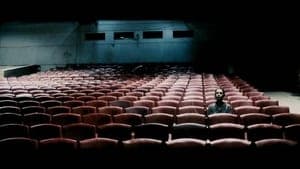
[192,7,299,91]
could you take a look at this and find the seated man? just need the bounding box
[207,88,232,115]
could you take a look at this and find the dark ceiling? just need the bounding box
[0,1,231,23]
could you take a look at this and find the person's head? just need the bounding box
[215,88,225,101]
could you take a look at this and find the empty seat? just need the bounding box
[97,96,117,102]
[107,92,124,98]
[122,138,163,158]
[146,91,164,97]
[234,106,260,115]
[254,100,279,108]
[245,92,264,97]
[0,100,17,107]
[284,124,300,142]
[144,113,174,127]
[157,100,180,107]
[133,100,155,108]
[272,113,300,126]
[113,113,142,126]
[178,106,206,115]
[97,123,132,140]
[39,138,77,152]
[161,95,182,101]
[126,91,144,97]
[77,96,96,102]
[208,113,239,125]
[88,92,105,97]
[125,106,150,116]
[30,124,62,140]
[0,106,21,114]
[0,95,14,101]
[22,106,45,114]
[247,124,283,141]
[134,123,169,141]
[72,106,96,115]
[0,137,38,152]
[176,113,206,125]
[82,113,112,126]
[183,96,204,100]
[24,113,51,126]
[209,138,252,162]
[254,138,297,165]
[179,100,205,107]
[86,100,107,108]
[63,123,96,140]
[0,113,22,125]
[52,113,81,125]
[110,100,133,109]
[55,96,75,102]
[47,106,71,115]
[209,123,245,140]
[249,95,271,101]
[79,138,119,159]
[255,138,297,150]
[230,100,253,108]
[98,106,123,116]
[63,100,85,108]
[19,100,40,107]
[172,123,208,140]
[140,96,160,102]
[227,96,249,102]
[240,113,271,126]
[119,96,139,102]
[167,138,206,153]
[0,124,29,139]
[97,89,112,94]
[262,106,290,115]
[40,100,62,108]
[210,138,251,150]
[152,106,177,115]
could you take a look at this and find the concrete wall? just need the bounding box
[0,20,208,70]
[0,22,79,71]
[78,20,204,64]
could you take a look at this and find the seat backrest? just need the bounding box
[82,113,112,126]
[30,123,62,140]
[0,124,29,139]
[0,137,38,152]
[234,106,260,115]
[72,106,97,115]
[209,123,245,140]
[240,113,271,126]
[272,113,300,126]
[125,106,150,116]
[98,106,123,116]
[113,113,143,126]
[97,123,132,141]
[172,123,208,140]
[284,124,300,142]
[144,113,174,127]
[208,113,239,125]
[152,106,177,115]
[52,113,81,125]
[247,124,283,141]
[262,106,290,115]
[176,113,206,125]
[134,123,169,141]
[0,113,23,125]
[62,123,96,140]
[178,106,206,115]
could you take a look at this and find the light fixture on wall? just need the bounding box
[134,33,140,41]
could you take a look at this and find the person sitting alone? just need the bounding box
[207,88,232,115]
